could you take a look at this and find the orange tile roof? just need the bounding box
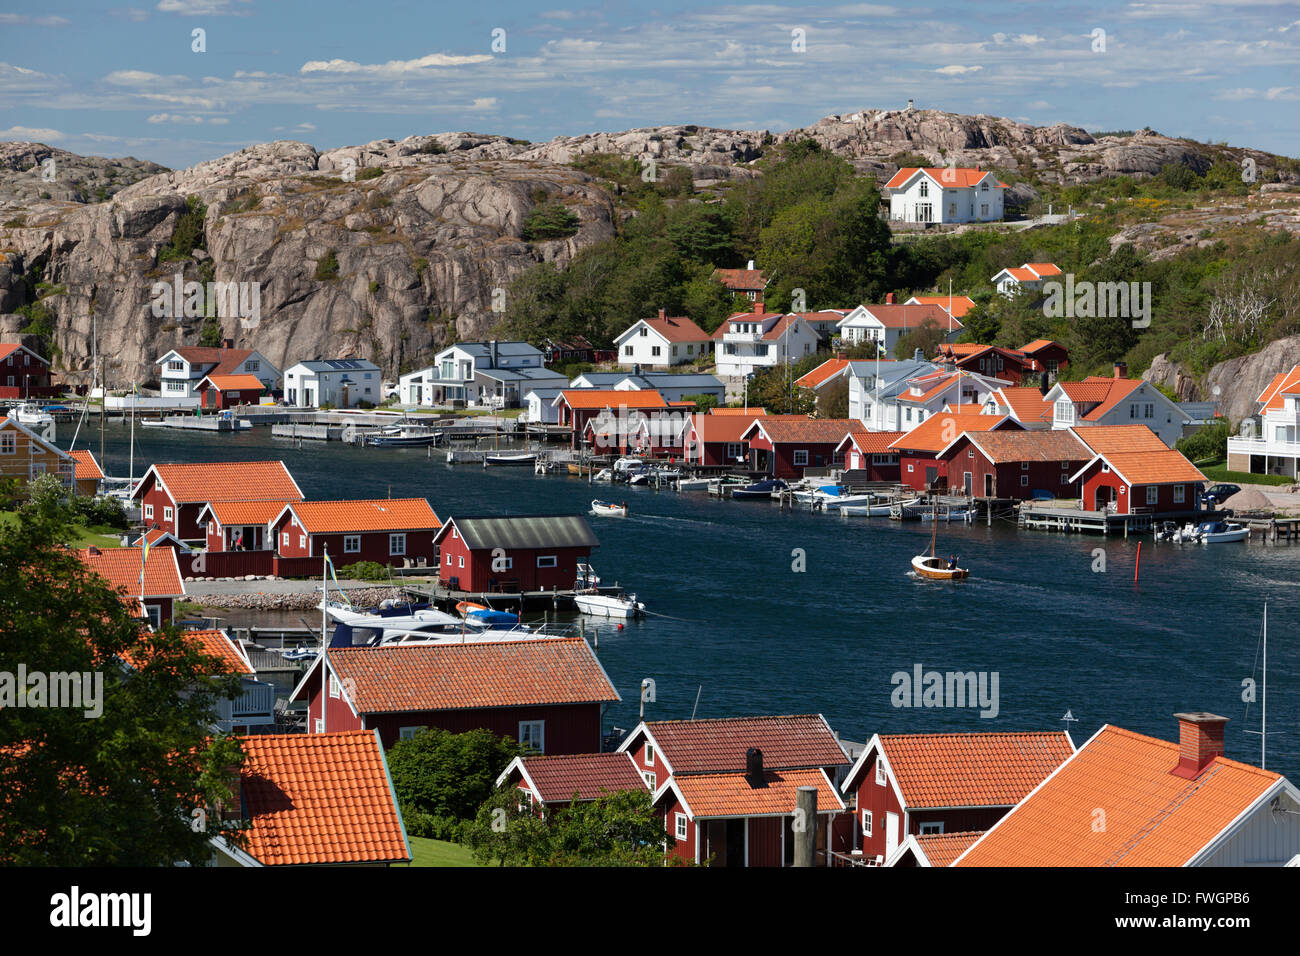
[77,545,184,599]
[795,358,850,389]
[689,413,762,444]
[319,639,620,713]
[955,725,1285,867]
[860,303,957,329]
[67,449,104,480]
[184,629,254,676]
[711,267,768,291]
[0,343,48,364]
[200,373,264,391]
[1092,449,1206,485]
[670,768,845,819]
[878,732,1075,808]
[1059,380,1118,404]
[899,372,961,405]
[884,167,1009,190]
[710,407,767,416]
[937,342,988,357]
[710,310,787,339]
[1257,365,1300,412]
[1020,339,1063,354]
[171,347,254,375]
[281,498,440,534]
[559,389,667,410]
[839,429,905,454]
[990,386,1054,425]
[913,830,983,867]
[907,295,976,319]
[748,417,859,444]
[237,730,410,866]
[638,315,711,344]
[640,715,847,775]
[1024,262,1062,276]
[1073,424,1171,456]
[139,461,304,505]
[890,411,1010,453]
[966,429,1091,464]
[1079,377,1145,420]
[201,499,294,527]
[141,527,184,546]
[512,753,646,803]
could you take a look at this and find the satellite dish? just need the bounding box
[1212,385,1222,397]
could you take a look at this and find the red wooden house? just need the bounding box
[937,428,1092,499]
[433,514,598,593]
[197,373,265,410]
[1068,425,1206,514]
[618,714,851,867]
[1019,339,1069,380]
[291,637,620,750]
[740,417,856,480]
[935,344,1032,385]
[682,412,800,468]
[554,389,667,451]
[0,343,57,399]
[210,730,411,867]
[835,429,904,480]
[839,731,1075,866]
[271,498,440,569]
[199,499,291,553]
[77,544,186,629]
[497,752,647,812]
[133,461,304,542]
[890,410,1020,491]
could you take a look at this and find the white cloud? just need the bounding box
[936,64,982,75]
[300,53,494,75]
[0,14,71,26]
[0,125,65,140]
[146,113,206,124]
[156,0,251,15]
[105,70,167,86]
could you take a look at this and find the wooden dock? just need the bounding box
[1018,505,1212,536]
[1242,516,1300,541]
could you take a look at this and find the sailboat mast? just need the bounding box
[1262,602,1267,769]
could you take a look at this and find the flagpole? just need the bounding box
[321,544,328,735]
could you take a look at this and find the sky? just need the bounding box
[1,0,1297,169]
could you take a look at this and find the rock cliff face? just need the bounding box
[0,108,1295,386]
[1144,335,1300,423]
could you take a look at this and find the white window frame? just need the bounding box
[389,533,406,556]
[163,506,174,522]
[646,743,655,766]
[862,810,873,836]
[918,821,945,835]
[876,758,887,786]
[536,555,557,568]
[329,674,340,698]
[0,432,14,455]
[299,534,307,550]
[518,720,545,754]
[1146,485,1158,505]
[1173,485,1185,504]
[399,726,426,741]
[643,771,656,790]
[283,531,290,547]
[458,555,465,568]
[144,504,155,519]
[1020,475,1029,487]
[675,812,688,841]
[793,449,809,466]
[344,535,361,553]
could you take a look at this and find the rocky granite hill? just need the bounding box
[0,107,1296,386]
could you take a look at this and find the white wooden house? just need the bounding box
[885,167,1007,224]
[614,311,712,369]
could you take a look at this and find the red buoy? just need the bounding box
[618,623,624,630]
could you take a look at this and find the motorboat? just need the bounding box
[10,403,55,441]
[484,452,537,466]
[366,424,441,447]
[593,468,614,482]
[455,601,522,629]
[730,478,788,500]
[839,502,893,517]
[1193,520,1250,543]
[676,477,711,491]
[920,509,972,522]
[591,499,628,517]
[322,602,468,645]
[573,590,646,618]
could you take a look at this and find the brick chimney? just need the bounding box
[1170,712,1228,779]
[1113,361,1127,379]
[221,337,235,349]
[657,308,666,321]
[745,747,766,788]
[754,298,764,315]
[886,292,895,305]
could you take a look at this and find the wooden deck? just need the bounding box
[1018,505,1210,536]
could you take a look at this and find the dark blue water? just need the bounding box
[75,423,1300,780]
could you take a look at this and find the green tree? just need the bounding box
[198,317,223,348]
[818,376,850,418]
[386,727,521,827]
[894,319,950,360]
[158,195,208,263]
[315,249,340,281]
[522,201,580,241]
[0,502,246,865]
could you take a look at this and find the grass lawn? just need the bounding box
[0,511,123,548]
[1198,461,1295,487]
[406,836,481,867]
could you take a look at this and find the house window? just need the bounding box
[458,555,464,568]
[145,604,161,629]
[208,521,214,534]
[862,810,873,836]
[1102,463,1110,473]
[0,433,14,455]
[163,506,174,521]
[1146,486,1158,505]
[1130,405,1137,419]
[639,327,647,337]
[314,718,324,734]
[1061,474,1070,485]
[968,448,974,458]
[344,535,361,553]
[144,504,155,519]
[918,821,945,835]
[643,771,656,790]
[1145,404,1154,418]
[1020,475,1029,487]
[446,553,453,565]
[907,464,914,473]
[793,450,809,466]
[389,533,406,556]
[919,181,929,197]
[646,743,655,766]
[726,442,744,460]
[876,759,887,786]
[537,555,557,568]
[167,360,183,371]
[519,720,545,753]
[1173,485,1185,504]
[247,361,259,372]
[399,726,426,741]
[623,346,633,356]
[329,674,340,698]
[675,813,688,841]
[299,535,306,550]
[651,347,661,357]
[283,531,290,546]
[1062,461,1070,470]
[1021,462,1029,471]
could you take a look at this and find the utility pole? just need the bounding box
[794,785,817,867]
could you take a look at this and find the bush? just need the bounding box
[158,195,208,263]
[72,495,129,530]
[386,728,522,831]
[315,249,340,280]
[521,201,580,241]
[419,141,447,155]
[338,560,388,581]
[355,166,383,181]
[1176,420,1230,464]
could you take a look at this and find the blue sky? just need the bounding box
[1,0,1297,169]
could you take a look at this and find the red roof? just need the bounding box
[955,724,1286,867]
[635,715,847,776]
[136,461,304,505]
[711,267,768,292]
[0,343,48,364]
[199,373,264,392]
[1020,339,1064,355]
[795,358,850,389]
[874,732,1075,808]
[744,417,858,445]
[314,639,620,713]
[508,752,646,803]
[890,411,1013,453]
[171,347,254,375]
[838,429,905,454]
[884,167,1009,190]
[1257,365,1300,413]
[710,407,767,416]
[912,830,982,867]
[200,499,294,527]
[668,768,845,819]
[76,545,185,599]
[558,389,667,410]
[184,628,254,676]
[635,315,711,344]
[965,429,1091,464]
[906,295,976,319]
[237,730,410,866]
[277,498,440,535]
[67,449,104,481]
[859,303,957,330]
[1069,426,1206,485]
[989,386,1054,425]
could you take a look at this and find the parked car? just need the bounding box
[1201,483,1240,505]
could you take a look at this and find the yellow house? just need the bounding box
[0,414,75,494]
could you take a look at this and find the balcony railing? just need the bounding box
[214,681,276,723]
[1228,436,1300,458]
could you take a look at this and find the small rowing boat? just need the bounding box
[591,499,627,517]
[484,452,537,466]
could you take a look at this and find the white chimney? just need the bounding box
[747,260,755,271]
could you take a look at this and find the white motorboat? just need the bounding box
[321,602,471,644]
[677,477,711,491]
[593,467,614,482]
[839,502,893,517]
[591,499,628,517]
[573,590,646,619]
[11,403,55,441]
[817,492,878,510]
[484,452,537,466]
[1193,520,1250,543]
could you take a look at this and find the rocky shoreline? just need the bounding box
[190,586,410,612]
